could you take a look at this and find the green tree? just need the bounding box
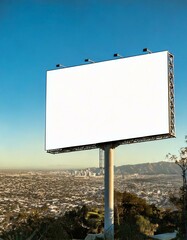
[136,215,157,236]
[114,191,161,239]
[166,136,187,239]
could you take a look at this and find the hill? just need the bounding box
[114,161,180,175]
[90,161,180,175]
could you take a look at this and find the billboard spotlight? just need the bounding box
[113,53,123,58]
[143,48,152,54]
[56,64,65,68]
[84,58,95,63]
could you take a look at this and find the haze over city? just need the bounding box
[0,1,187,169]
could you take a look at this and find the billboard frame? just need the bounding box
[46,52,175,154]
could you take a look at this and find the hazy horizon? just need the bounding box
[0,159,177,171]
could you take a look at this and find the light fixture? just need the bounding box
[84,58,95,63]
[113,53,123,58]
[56,64,65,68]
[143,48,152,54]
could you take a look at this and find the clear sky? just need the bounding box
[0,0,186,169]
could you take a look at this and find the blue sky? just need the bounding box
[0,0,186,169]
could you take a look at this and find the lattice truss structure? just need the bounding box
[168,53,175,136]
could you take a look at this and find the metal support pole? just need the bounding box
[104,145,114,240]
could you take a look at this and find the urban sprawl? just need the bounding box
[0,169,181,234]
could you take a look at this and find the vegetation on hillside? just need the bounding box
[166,137,187,239]
[114,191,179,239]
[0,190,180,240]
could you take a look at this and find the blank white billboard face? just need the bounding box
[46,51,175,153]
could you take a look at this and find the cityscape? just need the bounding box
[0,162,182,235]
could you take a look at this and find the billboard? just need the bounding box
[46,51,175,153]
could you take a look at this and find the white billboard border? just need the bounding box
[46,52,175,154]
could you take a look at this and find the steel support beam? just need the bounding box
[104,145,114,240]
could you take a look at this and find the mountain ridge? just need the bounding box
[90,161,180,175]
[115,161,180,175]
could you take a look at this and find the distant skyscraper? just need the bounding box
[99,149,104,169]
